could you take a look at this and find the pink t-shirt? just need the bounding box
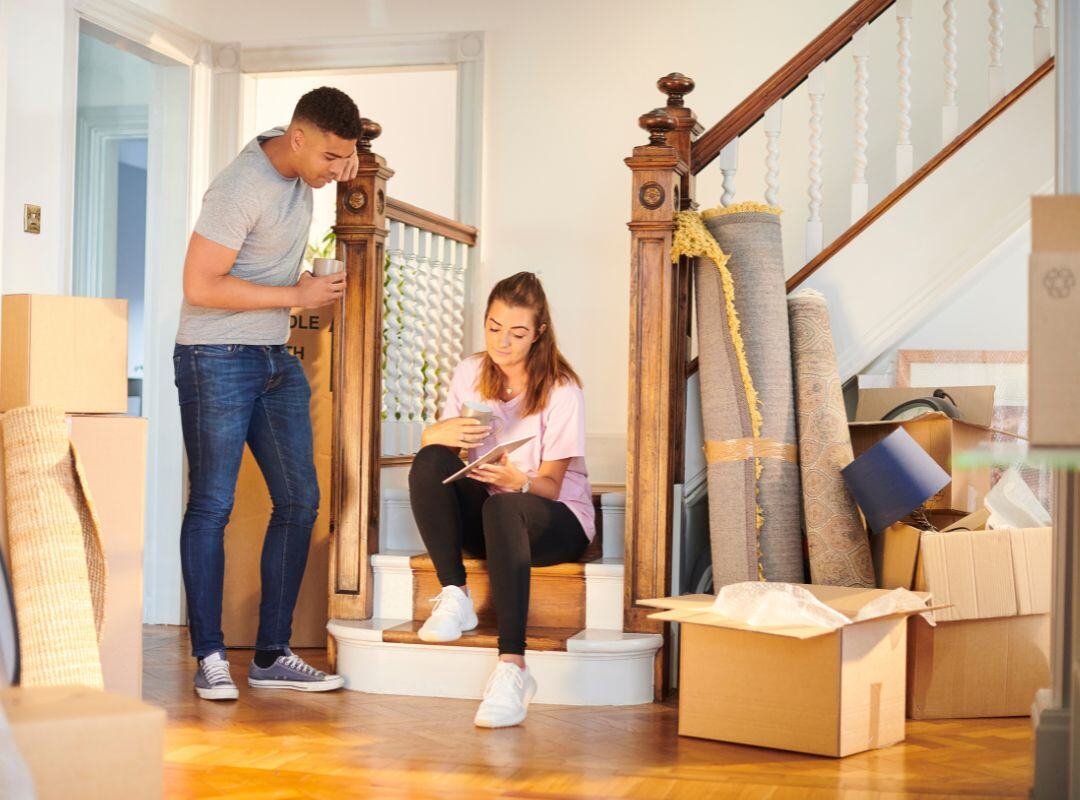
[442,354,596,541]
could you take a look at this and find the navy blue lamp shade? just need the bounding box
[841,427,951,534]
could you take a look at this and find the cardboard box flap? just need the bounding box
[917,527,1051,621]
[854,386,996,427]
[1032,196,1080,251]
[643,586,934,640]
[941,508,992,532]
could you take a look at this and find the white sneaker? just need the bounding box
[474,661,537,728]
[418,585,478,643]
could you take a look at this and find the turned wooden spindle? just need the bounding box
[639,108,677,146]
[657,72,695,108]
[357,118,382,153]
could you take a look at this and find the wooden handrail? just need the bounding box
[691,0,894,174]
[385,196,478,247]
[684,56,1055,379]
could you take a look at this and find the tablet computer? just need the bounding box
[441,435,535,484]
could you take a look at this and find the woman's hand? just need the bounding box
[471,453,529,491]
[421,417,491,450]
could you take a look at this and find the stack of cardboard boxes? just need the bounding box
[647,380,1051,757]
[0,294,162,798]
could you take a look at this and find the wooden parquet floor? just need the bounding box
[145,625,1034,799]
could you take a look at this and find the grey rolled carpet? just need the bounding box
[788,289,875,587]
[676,212,760,586]
[703,205,805,584]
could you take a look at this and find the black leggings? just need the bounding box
[408,445,589,655]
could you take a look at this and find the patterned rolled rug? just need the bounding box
[675,211,761,586]
[703,204,805,583]
[788,289,875,587]
[2,406,106,688]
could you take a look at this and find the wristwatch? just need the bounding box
[519,479,531,494]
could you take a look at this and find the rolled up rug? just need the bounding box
[2,406,106,688]
[676,211,761,586]
[703,203,805,584]
[788,289,875,587]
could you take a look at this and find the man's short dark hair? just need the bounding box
[292,87,362,141]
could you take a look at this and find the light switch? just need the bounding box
[23,204,41,234]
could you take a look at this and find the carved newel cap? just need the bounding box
[638,108,677,146]
[357,118,382,153]
[657,73,695,108]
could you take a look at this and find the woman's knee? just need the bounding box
[409,444,461,486]
[481,492,529,527]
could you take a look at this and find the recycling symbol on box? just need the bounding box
[1043,267,1076,299]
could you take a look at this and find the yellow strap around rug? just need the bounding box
[704,437,797,464]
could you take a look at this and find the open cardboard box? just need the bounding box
[894,509,1052,719]
[849,386,1015,513]
[642,585,937,757]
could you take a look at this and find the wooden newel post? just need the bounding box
[330,118,394,623]
[624,82,692,698]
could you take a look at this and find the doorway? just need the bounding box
[71,18,193,625]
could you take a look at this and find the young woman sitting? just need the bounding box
[408,271,594,728]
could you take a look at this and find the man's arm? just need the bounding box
[183,232,345,310]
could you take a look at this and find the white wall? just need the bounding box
[126,0,857,482]
[862,222,1030,383]
[2,0,74,295]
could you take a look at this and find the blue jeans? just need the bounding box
[174,344,319,659]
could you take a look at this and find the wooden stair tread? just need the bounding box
[408,554,593,576]
[381,622,579,651]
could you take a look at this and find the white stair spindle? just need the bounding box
[763,101,783,208]
[415,231,440,426]
[851,25,871,224]
[943,0,960,145]
[989,0,1005,104]
[451,241,467,369]
[718,139,739,207]
[431,234,455,413]
[401,225,425,451]
[806,66,825,261]
[1034,0,1051,67]
[383,220,406,456]
[896,0,914,183]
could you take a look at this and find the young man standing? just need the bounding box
[175,87,360,700]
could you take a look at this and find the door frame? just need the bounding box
[66,0,214,625]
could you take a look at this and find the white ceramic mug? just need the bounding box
[313,258,345,277]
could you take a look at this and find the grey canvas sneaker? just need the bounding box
[247,648,345,692]
[194,651,239,700]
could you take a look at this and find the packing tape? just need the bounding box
[704,437,798,464]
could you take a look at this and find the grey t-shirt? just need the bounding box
[176,127,312,345]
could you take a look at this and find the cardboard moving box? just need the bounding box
[1,294,128,413]
[1029,195,1080,445]
[849,386,1011,513]
[0,685,165,799]
[643,586,934,757]
[68,414,148,699]
[223,308,333,648]
[904,520,1051,719]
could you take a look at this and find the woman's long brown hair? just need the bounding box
[477,272,581,417]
